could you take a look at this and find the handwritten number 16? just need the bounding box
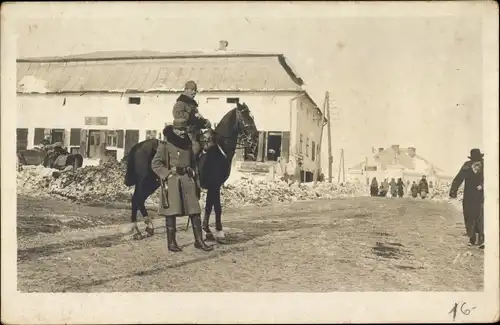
[449,302,475,321]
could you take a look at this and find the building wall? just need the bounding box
[291,95,323,173]
[17,91,325,163]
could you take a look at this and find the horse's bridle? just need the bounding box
[205,104,258,160]
[234,104,258,156]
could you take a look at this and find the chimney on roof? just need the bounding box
[218,40,229,51]
[408,147,416,158]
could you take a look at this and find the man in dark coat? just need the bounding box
[370,177,379,196]
[172,80,212,159]
[151,119,213,252]
[397,178,405,197]
[418,175,429,199]
[410,181,419,198]
[449,148,485,248]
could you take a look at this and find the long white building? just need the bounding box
[16,45,326,181]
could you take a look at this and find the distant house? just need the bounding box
[16,41,325,181]
[348,144,452,185]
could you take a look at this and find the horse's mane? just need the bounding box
[214,107,237,138]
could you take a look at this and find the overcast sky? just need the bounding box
[15,3,484,174]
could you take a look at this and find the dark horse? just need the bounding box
[124,102,258,240]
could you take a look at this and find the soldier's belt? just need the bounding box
[173,166,194,176]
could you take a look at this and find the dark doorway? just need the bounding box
[266,132,282,161]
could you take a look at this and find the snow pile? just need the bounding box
[17,165,60,196]
[17,162,368,207]
[218,178,367,208]
[429,182,464,202]
[17,161,133,204]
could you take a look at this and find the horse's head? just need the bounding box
[234,102,259,159]
[211,101,259,159]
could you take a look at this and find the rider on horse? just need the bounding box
[172,80,212,159]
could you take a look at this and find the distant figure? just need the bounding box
[410,181,419,198]
[389,178,397,198]
[378,178,389,197]
[396,178,405,197]
[370,177,379,196]
[418,175,429,199]
[449,148,485,248]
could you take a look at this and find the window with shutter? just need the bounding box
[312,141,316,161]
[33,128,46,145]
[256,131,265,162]
[16,128,29,151]
[299,133,303,154]
[124,130,140,154]
[306,138,310,157]
[70,128,81,146]
[117,130,124,148]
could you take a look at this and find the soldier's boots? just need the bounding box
[478,234,485,249]
[190,214,213,251]
[165,216,182,252]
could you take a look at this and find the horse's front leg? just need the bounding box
[203,187,216,241]
[214,186,226,244]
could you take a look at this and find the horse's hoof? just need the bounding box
[205,232,216,241]
[216,237,228,244]
[145,227,154,237]
[132,232,144,240]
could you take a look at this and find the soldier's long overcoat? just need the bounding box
[449,160,484,239]
[151,126,201,217]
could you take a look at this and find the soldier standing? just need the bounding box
[151,120,213,252]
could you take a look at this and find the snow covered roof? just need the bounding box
[16,50,304,93]
[350,146,444,174]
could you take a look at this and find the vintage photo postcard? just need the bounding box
[1,1,499,323]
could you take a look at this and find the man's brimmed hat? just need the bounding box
[468,148,484,161]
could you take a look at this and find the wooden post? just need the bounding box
[314,91,329,185]
[337,149,342,183]
[79,129,87,158]
[342,149,346,183]
[326,98,333,183]
[337,148,345,183]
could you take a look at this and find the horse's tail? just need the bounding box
[65,155,75,167]
[74,154,84,168]
[124,145,138,187]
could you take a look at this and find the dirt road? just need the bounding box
[17,195,483,292]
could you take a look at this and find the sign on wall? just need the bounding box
[85,117,108,126]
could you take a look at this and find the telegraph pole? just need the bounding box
[326,97,333,183]
[337,148,345,184]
